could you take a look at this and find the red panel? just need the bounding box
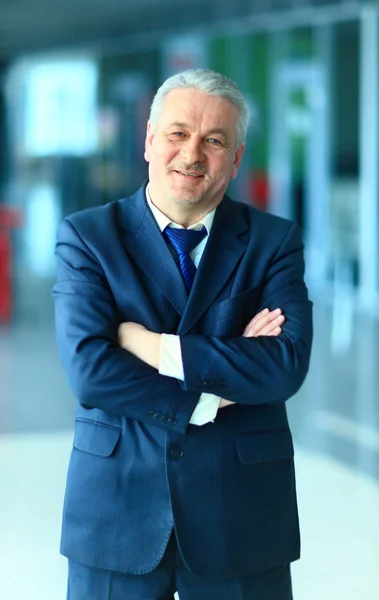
[0,231,11,323]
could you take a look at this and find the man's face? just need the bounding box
[145,88,245,212]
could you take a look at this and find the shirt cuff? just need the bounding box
[189,393,220,426]
[159,334,184,380]
[159,334,220,426]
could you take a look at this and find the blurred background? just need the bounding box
[0,0,378,598]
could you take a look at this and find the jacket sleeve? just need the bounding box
[179,222,313,404]
[52,217,200,434]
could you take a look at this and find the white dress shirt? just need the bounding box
[146,187,221,426]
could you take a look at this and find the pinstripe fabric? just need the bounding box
[163,226,207,292]
[53,183,313,583]
[67,535,176,599]
[67,563,292,600]
[67,532,293,599]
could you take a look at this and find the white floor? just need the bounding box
[0,431,70,600]
[1,430,378,600]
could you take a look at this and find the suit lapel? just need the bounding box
[178,197,248,335]
[118,185,188,316]
[118,186,249,328]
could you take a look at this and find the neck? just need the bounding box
[148,186,220,228]
[160,206,207,228]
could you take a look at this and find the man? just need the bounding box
[53,68,313,599]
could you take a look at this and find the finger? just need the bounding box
[256,316,285,337]
[243,309,281,335]
[244,309,282,336]
[243,309,269,333]
[219,400,236,409]
[246,314,285,338]
[118,324,126,345]
[266,327,282,336]
[248,308,269,326]
[249,308,281,327]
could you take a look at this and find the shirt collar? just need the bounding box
[146,184,216,234]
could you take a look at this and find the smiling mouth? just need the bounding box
[172,170,204,178]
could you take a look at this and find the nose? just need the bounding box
[180,138,205,165]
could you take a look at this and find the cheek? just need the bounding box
[165,146,180,164]
[154,145,177,167]
[211,157,234,181]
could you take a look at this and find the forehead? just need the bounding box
[159,88,238,136]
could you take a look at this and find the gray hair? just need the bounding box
[149,68,250,148]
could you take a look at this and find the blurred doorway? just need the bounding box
[5,55,99,324]
[270,55,329,287]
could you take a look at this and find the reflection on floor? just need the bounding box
[1,305,379,599]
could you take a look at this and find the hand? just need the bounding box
[243,308,285,338]
[219,308,285,410]
[118,322,161,369]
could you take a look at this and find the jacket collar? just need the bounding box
[118,183,249,330]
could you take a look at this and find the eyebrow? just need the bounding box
[206,128,228,138]
[166,122,229,139]
[166,122,188,130]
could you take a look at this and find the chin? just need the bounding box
[167,188,202,204]
[166,185,205,206]
[173,196,203,205]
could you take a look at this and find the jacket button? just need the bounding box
[170,446,184,460]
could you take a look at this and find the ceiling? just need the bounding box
[0,0,361,61]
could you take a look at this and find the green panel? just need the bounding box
[289,27,314,59]
[249,33,269,171]
[209,37,230,75]
[227,34,252,163]
[209,32,270,208]
[210,33,269,171]
[287,28,316,177]
[288,86,308,180]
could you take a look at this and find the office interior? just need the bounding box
[0,1,378,598]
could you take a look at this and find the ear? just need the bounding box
[230,144,245,179]
[144,121,155,162]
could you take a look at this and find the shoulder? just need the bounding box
[62,198,125,231]
[57,189,143,241]
[226,196,299,238]
[61,184,147,237]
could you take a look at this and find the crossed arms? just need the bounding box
[118,308,286,413]
[53,217,313,434]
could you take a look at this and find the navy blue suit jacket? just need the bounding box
[53,183,313,578]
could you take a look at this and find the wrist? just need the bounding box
[145,331,161,369]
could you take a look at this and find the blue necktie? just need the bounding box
[163,226,207,293]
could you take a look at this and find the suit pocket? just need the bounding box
[212,286,260,322]
[208,287,260,336]
[73,419,122,457]
[235,429,294,464]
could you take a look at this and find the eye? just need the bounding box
[207,138,222,145]
[171,132,185,138]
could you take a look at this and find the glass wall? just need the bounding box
[329,20,360,291]
[4,51,158,322]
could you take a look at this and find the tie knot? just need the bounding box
[163,226,207,256]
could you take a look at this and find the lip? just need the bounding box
[172,170,204,178]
